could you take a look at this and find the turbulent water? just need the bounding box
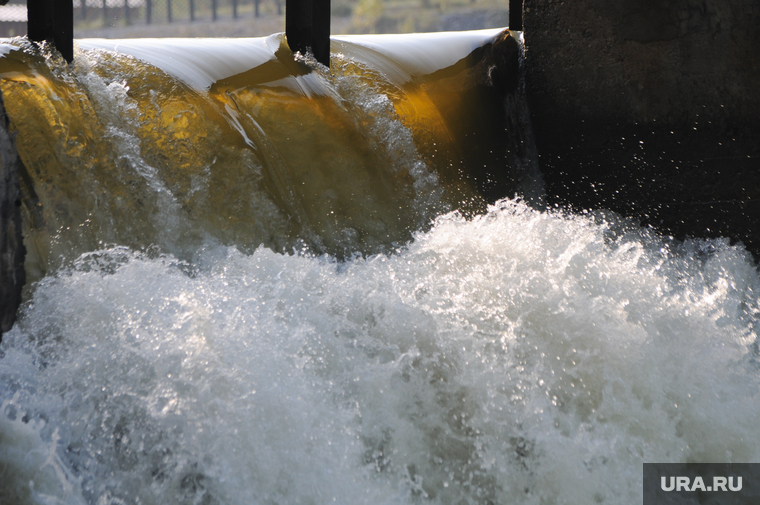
[1,30,760,505]
[0,29,524,281]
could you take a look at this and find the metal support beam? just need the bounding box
[285,0,330,67]
[509,0,522,31]
[27,0,73,63]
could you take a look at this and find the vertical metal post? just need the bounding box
[27,0,55,43]
[55,0,73,61]
[146,0,152,23]
[232,0,237,19]
[286,0,311,58]
[211,0,216,21]
[253,0,258,17]
[101,0,107,25]
[167,0,172,22]
[285,0,330,66]
[509,0,522,31]
[311,0,329,64]
[27,0,73,63]
[124,0,130,23]
[189,0,194,21]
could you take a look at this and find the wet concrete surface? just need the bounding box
[523,0,760,259]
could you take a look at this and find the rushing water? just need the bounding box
[1,30,759,505]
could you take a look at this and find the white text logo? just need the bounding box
[660,476,742,492]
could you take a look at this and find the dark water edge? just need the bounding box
[0,89,25,338]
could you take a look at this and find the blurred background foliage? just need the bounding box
[0,0,508,38]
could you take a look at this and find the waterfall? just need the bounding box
[1,29,759,505]
[0,29,522,279]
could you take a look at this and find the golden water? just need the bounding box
[0,29,519,281]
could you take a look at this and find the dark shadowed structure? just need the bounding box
[0,89,25,340]
[523,0,760,257]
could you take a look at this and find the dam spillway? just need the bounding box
[0,29,523,281]
[1,29,760,505]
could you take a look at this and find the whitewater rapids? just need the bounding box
[2,199,759,504]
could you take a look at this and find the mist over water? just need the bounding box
[1,31,760,505]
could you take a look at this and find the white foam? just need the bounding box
[2,200,758,504]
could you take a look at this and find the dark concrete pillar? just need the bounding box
[523,0,760,257]
[286,0,330,66]
[508,0,522,31]
[55,0,73,61]
[27,0,74,62]
[27,0,55,43]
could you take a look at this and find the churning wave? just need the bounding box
[2,199,759,505]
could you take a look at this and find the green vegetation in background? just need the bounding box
[71,0,508,35]
[341,0,506,33]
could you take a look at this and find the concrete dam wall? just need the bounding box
[524,0,760,256]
